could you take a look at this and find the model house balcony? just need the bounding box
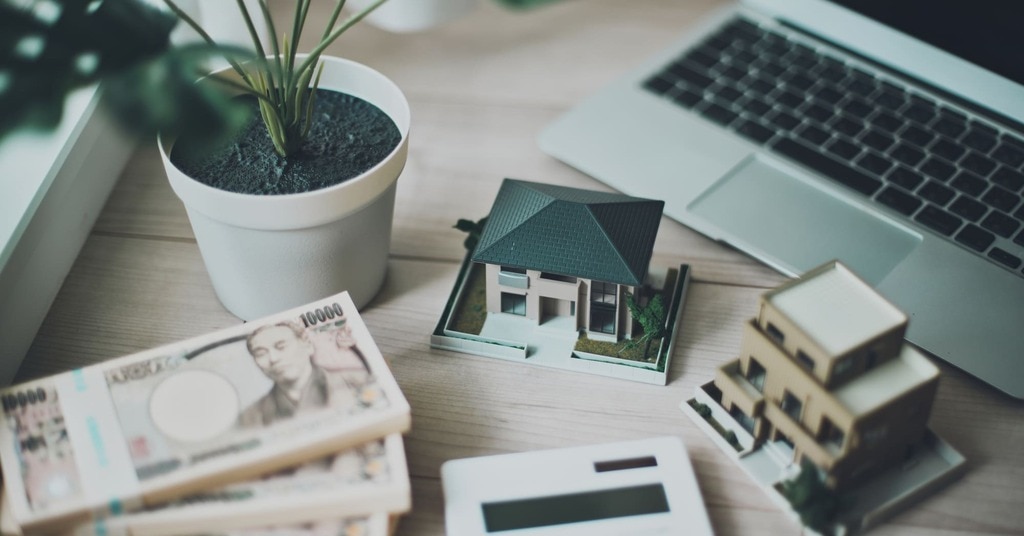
[764,402,840,470]
[498,269,529,289]
[716,359,765,418]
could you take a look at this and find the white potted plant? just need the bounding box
[158,0,409,320]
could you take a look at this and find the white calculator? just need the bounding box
[441,436,714,536]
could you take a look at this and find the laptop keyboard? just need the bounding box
[642,17,1024,277]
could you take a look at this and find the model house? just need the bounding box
[470,179,664,342]
[713,261,940,492]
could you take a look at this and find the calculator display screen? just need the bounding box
[481,483,669,532]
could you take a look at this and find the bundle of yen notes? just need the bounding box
[0,292,411,536]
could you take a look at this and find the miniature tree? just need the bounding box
[780,461,840,536]
[620,291,667,360]
[454,217,489,251]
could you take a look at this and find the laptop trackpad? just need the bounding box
[688,156,922,284]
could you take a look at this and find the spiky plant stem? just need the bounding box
[164,0,388,157]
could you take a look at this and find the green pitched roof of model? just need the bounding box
[472,179,664,286]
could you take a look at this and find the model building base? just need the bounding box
[681,382,967,535]
[431,259,690,385]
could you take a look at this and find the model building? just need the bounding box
[684,260,965,533]
[473,179,663,341]
[432,178,691,385]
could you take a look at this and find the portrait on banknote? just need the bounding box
[238,318,373,428]
[101,307,391,482]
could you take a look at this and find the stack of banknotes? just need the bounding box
[0,292,412,536]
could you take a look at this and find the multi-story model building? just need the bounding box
[712,260,940,492]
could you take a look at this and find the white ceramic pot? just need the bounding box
[159,56,410,320]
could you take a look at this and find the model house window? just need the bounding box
[819,416,845,450]
[539,272,577,284]
[796,350,814,373]
[746,358,766,392]
[766,322,785,344]
[498,266,528,289]
[781,390,803,421]
[865,347,879,370]
[863,425,889,447]
[589,281,617,334]
[775,430,795,450]
[833,356,853,378]
[501,292,526,315]
[730,405,756,434]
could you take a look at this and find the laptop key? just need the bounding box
[643,75,676,96]
[963,128,998,153]
[905,99,936,125]
[915,205,963,236]
[768,110,801,130]
[688,49,722,70]
[982,185,1021,213]
[992,167,1024,192]
[775,89,804,110]
[981,211,1021,238]
[670,62,715,91]
[930,138,966,162]
[950,171,987,196]
[857,151,892,176]
[735,120,775,144]
[932,116,966,138]
[719,64,748,83]
[890,143,926,167]
[813,86,844,106]
[797,124,830,145]
[901,125,935,148]
[862,129,895,152]
[992,141,1024,168]
[699,102,739,127]
[920,181,956,206]
[960,152,997,177]
[919,157,957,182]
[876,88,905,111]
[826,137,860,160]
[950,196,988,222]
[888,166,925,190]
[743,95,773,115]
[714,85,744,104]
[833,116,863,137]
[803,102,834,124]
[748,77,776,97]
[771,138,882,196]
[1015,229,1024,246]
[955,224,996,252]
[988,248,1023,269]
[871,111,902,133]
[876,186,921,216]
[841,97,872,117]
[672,88,703,108]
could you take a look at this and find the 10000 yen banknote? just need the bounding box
[68,434,409,536]
[1,490,394,536]
[0,292,410,535]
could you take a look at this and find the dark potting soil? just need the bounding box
[170,89,401,195]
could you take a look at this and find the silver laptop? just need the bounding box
[539,0,1024,399]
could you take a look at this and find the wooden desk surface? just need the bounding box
[18,1,1024,534]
